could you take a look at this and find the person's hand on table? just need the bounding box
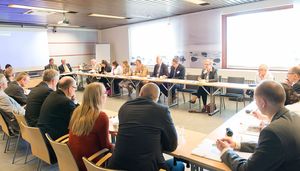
[216,139,231,152]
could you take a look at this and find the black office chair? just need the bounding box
[218,77,246,114]
[177,75,201,109]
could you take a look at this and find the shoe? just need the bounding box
[189,100,196,104]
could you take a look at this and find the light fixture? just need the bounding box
[184,0,208,5]
[88,13,128,19]
[8,4,69,13]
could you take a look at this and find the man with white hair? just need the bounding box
[0,73,25,134]
[109,83,184,171]
[286,65,300,94]
[255,64,273,83]
[58,59,73,74]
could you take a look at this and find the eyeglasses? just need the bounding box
[72,85,77,90]
[287,72,295,75]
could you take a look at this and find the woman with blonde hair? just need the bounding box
[68,82,112,171]
[119,60,134,96]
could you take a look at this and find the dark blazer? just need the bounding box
[168,64,185,79]
[152,63,169,77]
[58,63,73,74]
[221,107,300,171]
[99,65,112,74]
[200,67,218,82]
[292,80,300,94]
[25,82,53,127]
[4,81,27,106]
[38,89,76,140]
[108,97,177,171]
[44,64,58,71]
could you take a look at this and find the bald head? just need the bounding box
[58,76,76,90]
[255,80,286,107]
[139,83,160,102]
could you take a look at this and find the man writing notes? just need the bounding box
[216,80,300,171]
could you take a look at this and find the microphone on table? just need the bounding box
[226,128,233,137]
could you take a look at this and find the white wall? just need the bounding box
[98,0,294,82]
[48,28,98,68]
[99,26,129,62]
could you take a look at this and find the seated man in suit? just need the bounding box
[108,83,183,171]
[58,59,73,74]
[216,80,300,170]
[38,76,77,162]
[4,72,30,106]
[286,65,300,94]
[0,73,25,134]
[168,57,185,102]
[25,69,59,127]
[152,56,169,96]
[44,58,58,71]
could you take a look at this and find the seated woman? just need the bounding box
[99,60,112,89]
[110,61,123,95]
[189,59,218,112]
[68,82,113,171]
[119,61,133,96]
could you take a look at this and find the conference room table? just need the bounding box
[75,71,256,116]
[25,76,43,89]
[107,102,259,171]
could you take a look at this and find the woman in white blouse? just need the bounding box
[110,61,123,95]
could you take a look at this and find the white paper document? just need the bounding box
[191,139,222,161]
[191,138,253,162]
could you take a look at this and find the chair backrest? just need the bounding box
[82,156,119,171]
[0,110,11,136]
[185,75,199,90]
[226,77,245,94]
[45,133,79,171]
[19,121,51,164]
[83,148,122,171]
[13,113,30,142]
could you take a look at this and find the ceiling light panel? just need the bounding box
[88,13,127,19]
[8,4,69,13]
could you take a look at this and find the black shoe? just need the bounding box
[189,100,196,104]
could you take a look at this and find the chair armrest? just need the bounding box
[95,152,112,166]
[55,134,69,142]
[88,148,110,161]
[61,138,69,143]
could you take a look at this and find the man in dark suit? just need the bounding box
[216,80,300,171]
[58,59,73,74]
[152,56,169,96]
[44,58,58,71]
[109,83,183,171]
[38,76,77,162]
[25,69,59,127]
[168,57,185,101]
[4,72,30,106]
[287,66,300,94]
[152,56,169,78]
